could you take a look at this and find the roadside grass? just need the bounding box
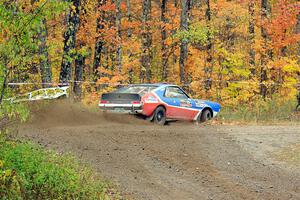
[275,143,300,165]
[0,136,121,200]
[216,98,300,124]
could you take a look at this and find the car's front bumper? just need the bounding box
[213,111,219,117]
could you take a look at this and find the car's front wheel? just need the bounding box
[154,106,166,125]
[200,109,212,122]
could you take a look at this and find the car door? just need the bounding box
[162,86,195,119]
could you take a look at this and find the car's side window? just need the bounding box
[164,87,189,99]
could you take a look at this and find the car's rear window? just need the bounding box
[114,85,158,95]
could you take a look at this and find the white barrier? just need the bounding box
[5,86,69,103]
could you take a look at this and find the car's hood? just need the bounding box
[193,99,221,112]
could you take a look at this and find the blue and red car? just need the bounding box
[99,84,221,125]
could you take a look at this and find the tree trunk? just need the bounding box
[249,0,255,76]
[204,0,212,91]
[0,67,9,105]
[296,13,300,91]
[161,0,168,80]
[297,13,300,64]
[31,0,52,87]
[126,0,132,37]
[187,0,193,21]
[126,0,133,82]
[93,0,106,81]
[116,0,122,73]
[260,0,271,98]
[60,0,81,84]
[179,0,189,84]
[38,18,52,87]
[172,0,178,71]
[74,43,85,98]
[141,0,152,82]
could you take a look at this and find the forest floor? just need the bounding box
[16,102,300,200]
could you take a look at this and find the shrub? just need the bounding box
[0,140,118,200]
[218,97,299,123]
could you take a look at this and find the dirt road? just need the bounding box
[17,102,300,200]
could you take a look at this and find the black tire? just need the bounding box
[154,106,166,125]
[200,109,212,122]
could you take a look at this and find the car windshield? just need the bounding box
[114,85,158,96]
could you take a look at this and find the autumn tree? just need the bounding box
[0,0,66,102]
[126,0,134,83]
[73,1,90,97]
[93,0,106,81]
[260,0,271,98]
[179,0,189,84]
[38,18,52,87]
[60,0,81,84]
[204,0,212,91]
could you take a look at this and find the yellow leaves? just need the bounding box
[268,57,300,73]
[282,59,300,73]
[70,5,76,11]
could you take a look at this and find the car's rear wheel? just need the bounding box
[200,109,212,122]
[154,106,166,125]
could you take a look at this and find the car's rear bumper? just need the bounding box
[99,103,143,114]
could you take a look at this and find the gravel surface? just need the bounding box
[17,103,300,200]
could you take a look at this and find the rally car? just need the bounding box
[99,84,221,125]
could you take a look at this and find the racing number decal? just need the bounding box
[179,99,192,107]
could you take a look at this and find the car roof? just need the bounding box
[127,83,177,87]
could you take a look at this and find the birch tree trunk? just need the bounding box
[60,0,81,84]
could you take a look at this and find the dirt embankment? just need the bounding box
[17,102,300,200]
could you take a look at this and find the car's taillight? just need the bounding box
[100,100,109,104]
[131,101,141,104]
